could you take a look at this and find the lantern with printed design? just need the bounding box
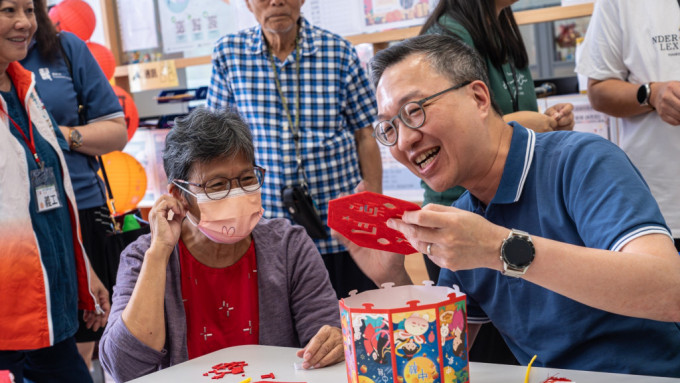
[340,282,469,383]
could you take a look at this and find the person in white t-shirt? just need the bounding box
[576,0,680,251]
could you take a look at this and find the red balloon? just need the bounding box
[112,85,139,141]
[87,42,116,80]
[48,0,96,42]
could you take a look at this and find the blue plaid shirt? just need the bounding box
[206,18,377,254]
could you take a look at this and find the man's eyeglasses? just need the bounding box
[173,166,266,200]
[374,81,471,146]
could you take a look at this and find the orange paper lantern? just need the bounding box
[97,151,147,216]
[49,0,96,41]
[87,41,116,80]
[112,85,140,141]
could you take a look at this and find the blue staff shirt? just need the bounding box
[439,122,680,377]
[21,32,124,209]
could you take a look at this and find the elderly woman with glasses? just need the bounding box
[99,108,344,382]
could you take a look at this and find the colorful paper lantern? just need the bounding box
[86,42,116,80]
[97,151,147,216]
[48,0,96,41]
[112,85,140,141]
[340,283,469,383]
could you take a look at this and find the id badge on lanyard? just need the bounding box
[1,101,63,213]
[31,166,63,213]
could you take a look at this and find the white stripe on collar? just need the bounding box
[514,128,535,202]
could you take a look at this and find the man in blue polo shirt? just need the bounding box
[341,35,680,378]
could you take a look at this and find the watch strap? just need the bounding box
[500,229,534,277]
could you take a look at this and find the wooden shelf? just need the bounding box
[114,55,212,78]
[113,3,593,81]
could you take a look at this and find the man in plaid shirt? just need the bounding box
[206,0,382,298]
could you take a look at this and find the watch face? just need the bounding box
[70,129,83,148]
[637,84,649,105]
[502,236,535,267]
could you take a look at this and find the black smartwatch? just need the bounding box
[500,229,535,277]
[636,83,653,107]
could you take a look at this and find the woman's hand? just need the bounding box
[295,325,344,369]
[544,103,575,130]
[82,266,111,331]
[504,111,557,133]
[148,194,185,258]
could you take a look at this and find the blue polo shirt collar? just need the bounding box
[491,122,536,205]
[246,17,318,58]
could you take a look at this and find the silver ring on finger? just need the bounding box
[426,243,433,256]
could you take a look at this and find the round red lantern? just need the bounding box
[87,42,116,80]
[48,0,96,42]
[112,85,140,141]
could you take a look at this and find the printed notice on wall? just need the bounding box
[117,0,159,52]
[158,0,240,54]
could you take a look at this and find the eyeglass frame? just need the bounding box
[374,80,471,146]
[172,166,266,200]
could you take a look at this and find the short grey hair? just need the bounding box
[163,108,255,182]
[369,34,502,115]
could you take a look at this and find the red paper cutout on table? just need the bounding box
[542,376,573,382]
[328,192,421,255]
[260,373,276,379]
[203,361,248,379]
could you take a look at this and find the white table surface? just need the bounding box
[129,345,680,383]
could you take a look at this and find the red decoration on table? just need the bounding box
[260,373,276,379]
[328,192,421,254]
[202,361,249,379]
[542,375,573,382]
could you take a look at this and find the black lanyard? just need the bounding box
[500,62,520,112]
[267,35,310,187]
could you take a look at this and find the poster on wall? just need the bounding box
[362,0,436,33]
[301,0,365,37]
[117,0,159,52]
[158,0,240,54]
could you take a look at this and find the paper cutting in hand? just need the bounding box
[328,191,421,255]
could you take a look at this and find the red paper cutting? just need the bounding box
[328,192,421,255]
[542,376,573,383]
[203,361,248,379]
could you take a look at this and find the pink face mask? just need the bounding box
[183,188,264,244]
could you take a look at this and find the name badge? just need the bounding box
[31,167,63,213]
